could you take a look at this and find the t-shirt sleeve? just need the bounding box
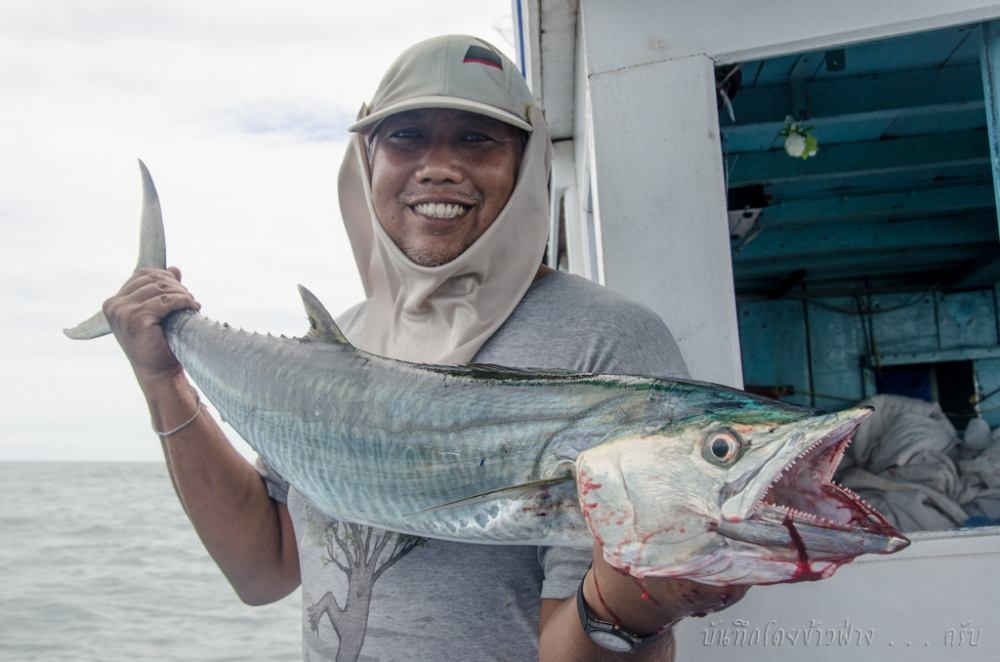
[538,545,592,600]
[253,456,290,504]
[594,301,690,379]
[561,295,689,382]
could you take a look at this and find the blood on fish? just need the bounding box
[782,514,825,582]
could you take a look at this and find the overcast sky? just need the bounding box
[1,0,517,462]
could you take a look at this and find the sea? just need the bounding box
[0,462,302,662]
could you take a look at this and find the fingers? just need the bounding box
[117,268,185,298]
[103,268,201,328]
[108,284,199,317]
[113,268,197,308]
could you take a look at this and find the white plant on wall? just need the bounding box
[780,116,819,159]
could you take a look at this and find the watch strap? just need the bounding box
[576,567,667,653]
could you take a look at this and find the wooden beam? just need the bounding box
[735,212,996,260]
[727,129,989,187]
[865,346,1000,366]
[723,63,985,151]
[734,244,984,278]
[755,183,995,227]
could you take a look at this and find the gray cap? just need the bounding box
[349,35,535,133]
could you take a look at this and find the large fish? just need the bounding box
[67,162,909,586]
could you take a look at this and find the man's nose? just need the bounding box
[415,141,464,184]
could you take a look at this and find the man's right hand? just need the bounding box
[102,265,302,604]
[103,266,201,387]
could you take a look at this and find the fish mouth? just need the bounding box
[733,407,908,550]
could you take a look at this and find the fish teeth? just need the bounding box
[413,202,468,219]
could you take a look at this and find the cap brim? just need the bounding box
[348,95,533,133]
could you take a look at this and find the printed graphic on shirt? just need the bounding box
[305,518,426,662]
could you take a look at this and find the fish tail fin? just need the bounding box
[64,159,166,340]
[297,285,352,346]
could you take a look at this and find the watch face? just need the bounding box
[589,630,634,653]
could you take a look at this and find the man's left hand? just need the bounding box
[585,542,749,636]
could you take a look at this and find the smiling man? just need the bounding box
[367,108,524,267]
[102,35,742,661]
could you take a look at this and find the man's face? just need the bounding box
[368,108,525,267]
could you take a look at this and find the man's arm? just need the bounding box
[104,267,300,605]
[537,544,746,661]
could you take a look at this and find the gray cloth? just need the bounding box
[835,396,1000,530]
[956,423,1000,521]
[259,270,688,661]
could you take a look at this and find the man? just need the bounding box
[103,35,743,660]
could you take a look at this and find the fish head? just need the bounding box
[575,403,909,585]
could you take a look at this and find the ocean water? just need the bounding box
[0,462,302,662]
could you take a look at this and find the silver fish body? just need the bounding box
[162,310,805,547]
[67,162,910,585]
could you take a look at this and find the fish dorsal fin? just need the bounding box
[413,474,573,515]
[297,285,351,345]
[461,362,588,381]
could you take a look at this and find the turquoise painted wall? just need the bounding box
[739,284,1000,426]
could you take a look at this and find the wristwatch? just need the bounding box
[576,569,666,653]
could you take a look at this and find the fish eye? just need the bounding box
[702,430,742,466]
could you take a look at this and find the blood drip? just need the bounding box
[782,514,825,582]
[591,568,623,625]
[630,576,666,610]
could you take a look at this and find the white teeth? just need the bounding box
[413,202,468,219]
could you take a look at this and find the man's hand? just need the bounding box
[538,543,748,661]
[587,542,749,636]
[103,266,200,387]
[101,266,300,605]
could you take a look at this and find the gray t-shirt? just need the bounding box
[259,271,688,661]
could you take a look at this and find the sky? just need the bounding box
[0,0,517,462]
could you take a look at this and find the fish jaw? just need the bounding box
[575,406,910,586]
[711,406,909,583]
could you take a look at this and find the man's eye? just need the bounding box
[387,128,422,140]
[462,132,493,143]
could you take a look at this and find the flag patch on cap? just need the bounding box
[463,44,503,70]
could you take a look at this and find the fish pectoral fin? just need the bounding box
[297,285,351,346]
[414,474,574,515]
